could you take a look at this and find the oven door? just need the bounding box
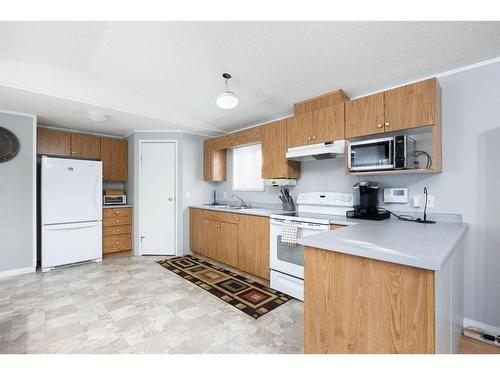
[348,137,394,171]
[270,218,330,279]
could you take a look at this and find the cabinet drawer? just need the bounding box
[103,207,132,218]
[103,224,131,237]
[103,234,132,254]
[103,215,132,227]
[202,210,242,224]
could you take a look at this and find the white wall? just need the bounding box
[0,111,36,276]
[127,132,213,256]
[213,61,500,329]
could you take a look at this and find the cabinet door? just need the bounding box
[200,218,216,258]
[203,139,213,181]
[101,138,128,181]
[262,119,300,179]
[237,215,270,280]
[314,102,345,143]
[189,208,202,253]
[216,221,238,268]
[37,128,71,157]
[287,112,314,148]
[203,139,226,182]
[384,78,437,132]
[345,93,385,138]
[71,133,101,159]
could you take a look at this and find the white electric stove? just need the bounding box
[269,192,353,300]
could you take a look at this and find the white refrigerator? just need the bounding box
[41,156,103,271]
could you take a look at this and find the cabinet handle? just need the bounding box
[307,137,312,141]
[236,217,240,221]
[67,150,71,154]
[377,124,383,128]
[116,220,120,223]
[312,136,317,140]
[385,122,390,127]
[115,242,119,245]
[71,151,75,155]
[116,229,120,232]
[115,211,119,214]
[199,212,202,215]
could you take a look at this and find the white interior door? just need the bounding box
[140,141,176,255]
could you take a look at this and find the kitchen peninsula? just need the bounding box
[299,220,467,354]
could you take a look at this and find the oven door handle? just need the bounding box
[271,219,329,231]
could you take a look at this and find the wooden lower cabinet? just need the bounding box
[237,215,270,280]
[304,246,435,354]
[103,207,132,255]
[189,208,270,280]
[189,209,204,253]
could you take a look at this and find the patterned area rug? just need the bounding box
[157,255,292,319]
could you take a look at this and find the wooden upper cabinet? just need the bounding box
[384,78,438,132]
[346,78,440,139]
[212,126,262,150]
[101,138,128,181]
[314,102,345,143]
[345,92,385,138]
[203,139,226,182]
[262,119,300,179]
[287,112,314,148]
[37,128,71,157]
[288,90,348,148]
[70,133,100,160]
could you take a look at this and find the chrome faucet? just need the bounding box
[232,193,249,208]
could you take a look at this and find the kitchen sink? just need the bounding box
[203,204,251,210]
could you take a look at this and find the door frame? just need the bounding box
[138,139,178,256]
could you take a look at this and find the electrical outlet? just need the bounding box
[413,195,421,208]
[426,195,435,208]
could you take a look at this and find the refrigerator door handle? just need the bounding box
[44,222,101,231]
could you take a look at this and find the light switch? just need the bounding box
[185,191,190,200]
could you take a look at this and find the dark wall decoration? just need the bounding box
[0,126,20,163]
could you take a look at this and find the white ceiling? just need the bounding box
[1,21,500,137]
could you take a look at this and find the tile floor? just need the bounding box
[0,254,304,354]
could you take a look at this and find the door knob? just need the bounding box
[168,197,174,202]
[385,122,390,127]
[377,124,383,128]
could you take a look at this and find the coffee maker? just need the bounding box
[346,181,390,220]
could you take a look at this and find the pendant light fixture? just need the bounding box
[216,73,238,109]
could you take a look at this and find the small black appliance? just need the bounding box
[346,181,390,220]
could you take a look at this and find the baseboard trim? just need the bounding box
[464,317,500,336]
[0,266,36,279]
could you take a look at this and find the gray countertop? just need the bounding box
[299,219,468,271]
[189,204,291,217]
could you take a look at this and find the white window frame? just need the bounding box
[232,143,265,192]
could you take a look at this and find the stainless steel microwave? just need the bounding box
[348,135,415,172]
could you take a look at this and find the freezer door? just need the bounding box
[42,157,102,224]
[42,221,102,269]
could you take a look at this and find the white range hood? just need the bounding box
[286,140,345,162]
